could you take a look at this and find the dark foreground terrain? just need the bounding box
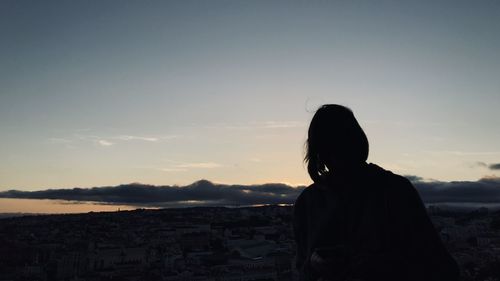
[1,205,499,281]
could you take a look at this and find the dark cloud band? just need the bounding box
[489,163,500,170]
[0,180,305,207]
[410,177,500,203]
[1,177,499,207]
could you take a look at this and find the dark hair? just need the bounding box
[305,104,369,183]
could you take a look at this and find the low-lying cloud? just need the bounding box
[1,177,499,207]
[489,163,500,170]
[410,177,500,203]
[0,180,304,207]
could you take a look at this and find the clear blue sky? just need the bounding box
[1,0,499,190]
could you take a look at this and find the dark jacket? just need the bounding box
[293,163,459,281]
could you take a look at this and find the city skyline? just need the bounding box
[1,0,500,192]
[1,203,499,280]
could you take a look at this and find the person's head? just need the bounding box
[305,104,369,182]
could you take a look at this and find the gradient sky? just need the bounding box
[1,0,499,191]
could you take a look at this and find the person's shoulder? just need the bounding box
[295,183,317,201]
[294,182,325,206]
[368,163,415,194]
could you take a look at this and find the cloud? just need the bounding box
[2,177,499,208]
[174,162,222,169]
[472,161,488,168]
[0,180,305,207]
[468,162,500,170]
[46,138,76,149]
[116,135,159,142]
[47,138,72,144]
[261,121,305,129]
[114,135,178,142]
[408,176,500,203]
[49,133,177,148]
[160,168,188,172]
[466,162,500,170]
[403,175,424,182]
[97,140,114,146]
[426,150,500,156]
[204,121,305,131]
[489,163,500,170]
[157,162,223,172]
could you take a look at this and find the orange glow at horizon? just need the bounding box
[0,198,141,214]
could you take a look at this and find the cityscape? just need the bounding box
[1,205,499,281]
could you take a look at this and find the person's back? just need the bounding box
[293,104,458,281]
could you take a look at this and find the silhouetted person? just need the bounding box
[293,104,459,281]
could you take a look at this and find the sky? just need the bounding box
[1,0,500,191]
